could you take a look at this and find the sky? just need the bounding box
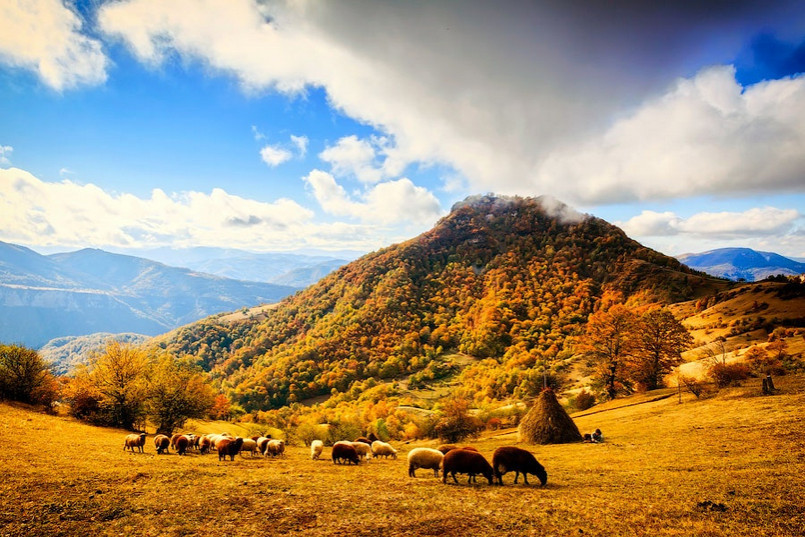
[1,0,804,259]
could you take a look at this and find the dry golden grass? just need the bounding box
[3,375,805,536]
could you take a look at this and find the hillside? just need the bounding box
[154,195,723,411]
[39,333,152,375]
[2,375,804,536]
[0,242,298,348]
[677,247,805,281]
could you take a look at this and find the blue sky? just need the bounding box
[1,0,804,258]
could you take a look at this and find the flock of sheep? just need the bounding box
[124,432,548,486]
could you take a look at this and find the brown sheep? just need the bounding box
[436,444,459,454]
[353,436,372,445]
[217,437,244,461]
[154,434,170,454]
[492,446,547,486]
[442,449,493,485]
[175,435,190,456]
[124,433,146,453]
[332,443,360,465]
[198,436,211,454]
[256,437,271,456]
[170,433,183,450]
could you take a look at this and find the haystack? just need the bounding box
[518,388,582,444]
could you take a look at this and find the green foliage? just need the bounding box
[0,343,58,407]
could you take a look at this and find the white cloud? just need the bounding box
[0,0,107,90]
[618,207,801,238]
[290,135,308,157]
[538,67,805,204]
[303,169,442,226]
[260,144,292,167]
[319,135,383,184]
[0,145,12,165]
[97,0,805,205]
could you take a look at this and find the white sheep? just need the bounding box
[256,436,271,456]
[310,439,324,460]
[240,438,259,457]
[265,439,285,457]
[371,440,397,459]
[407,448,444,477]
[349,441,372,460]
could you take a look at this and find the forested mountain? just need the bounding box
[677,248,805,281]
[154,195,721,411]
[0,243,298,348]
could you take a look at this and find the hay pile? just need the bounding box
[518,388,582,444]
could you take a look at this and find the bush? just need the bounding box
[708,363,751,388]
[572,390,596,411]
[433,398,479,443]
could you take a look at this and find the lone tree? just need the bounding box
[577,304,638,399]
[519,388,582,444]
[630,308,692,390]
[147,355,216,435]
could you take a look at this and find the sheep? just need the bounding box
[310,439,324,460]
[436,444,458,454]
[367,432,379,442]
[407,448,443,478]
[353,436,372,445]
[154,434,170,454]
[198,436,212,454]
[240,438,259,457]
[124,433,146,453]
[175,435,190,456]
[256,437,271,456]
[265,439,286,457]
[442,449,493,485]
[491,446,547,486]
[170,433,184,451]
[349,441,372,460]
[371,440,397,459]
[332,442,360,465]
[217,437,244,461]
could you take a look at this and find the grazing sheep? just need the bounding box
[310,439,324,460]
[265,439,286,457]
[256,437,271,456]
[175,435,190,456]
[407,448,444,478]
[367,432,379,442]
[198,436,212,454]
[170,433,183,450]
[332,443,360,465]
[350,441,372,460]
[371,440,397,459]
[240,438,259,457]
[442,449,493,485]
[217,437,244,461]
[353,436,372,445]
[154,434,170,454]
[124,433,146,453]
[492,446,547,486]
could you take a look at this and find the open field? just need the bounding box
[2,375,805,537]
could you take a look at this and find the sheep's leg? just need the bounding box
[514,472,519,484]
[523,473,529,485]
[451,472,459,484]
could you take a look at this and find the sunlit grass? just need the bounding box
[2,375,804,536]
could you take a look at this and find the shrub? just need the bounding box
[573,389,596,411]
[708,363,751,388]
[433,398,479,443]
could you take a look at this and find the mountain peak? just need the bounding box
[448,194,588,224]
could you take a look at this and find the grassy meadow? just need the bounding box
[2,375,804,537]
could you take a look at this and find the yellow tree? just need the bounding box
[631,308,692,390]
[88,341,149,430]
[147,355,216,435]
[577,304,638,400]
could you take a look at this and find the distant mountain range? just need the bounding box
[39,333,151,375]
[0,242,302,348]
[677,248,805,281]
[125,247,352,284]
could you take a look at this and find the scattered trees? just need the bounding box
[632,308,693,390]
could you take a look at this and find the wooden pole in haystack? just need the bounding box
[518,388,583,444]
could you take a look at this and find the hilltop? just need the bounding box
[2,374,803,536]
[154,195,724,411]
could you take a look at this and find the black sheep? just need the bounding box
[442,449,493,485]
[332,443,361,465]
[492,446,547,486]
